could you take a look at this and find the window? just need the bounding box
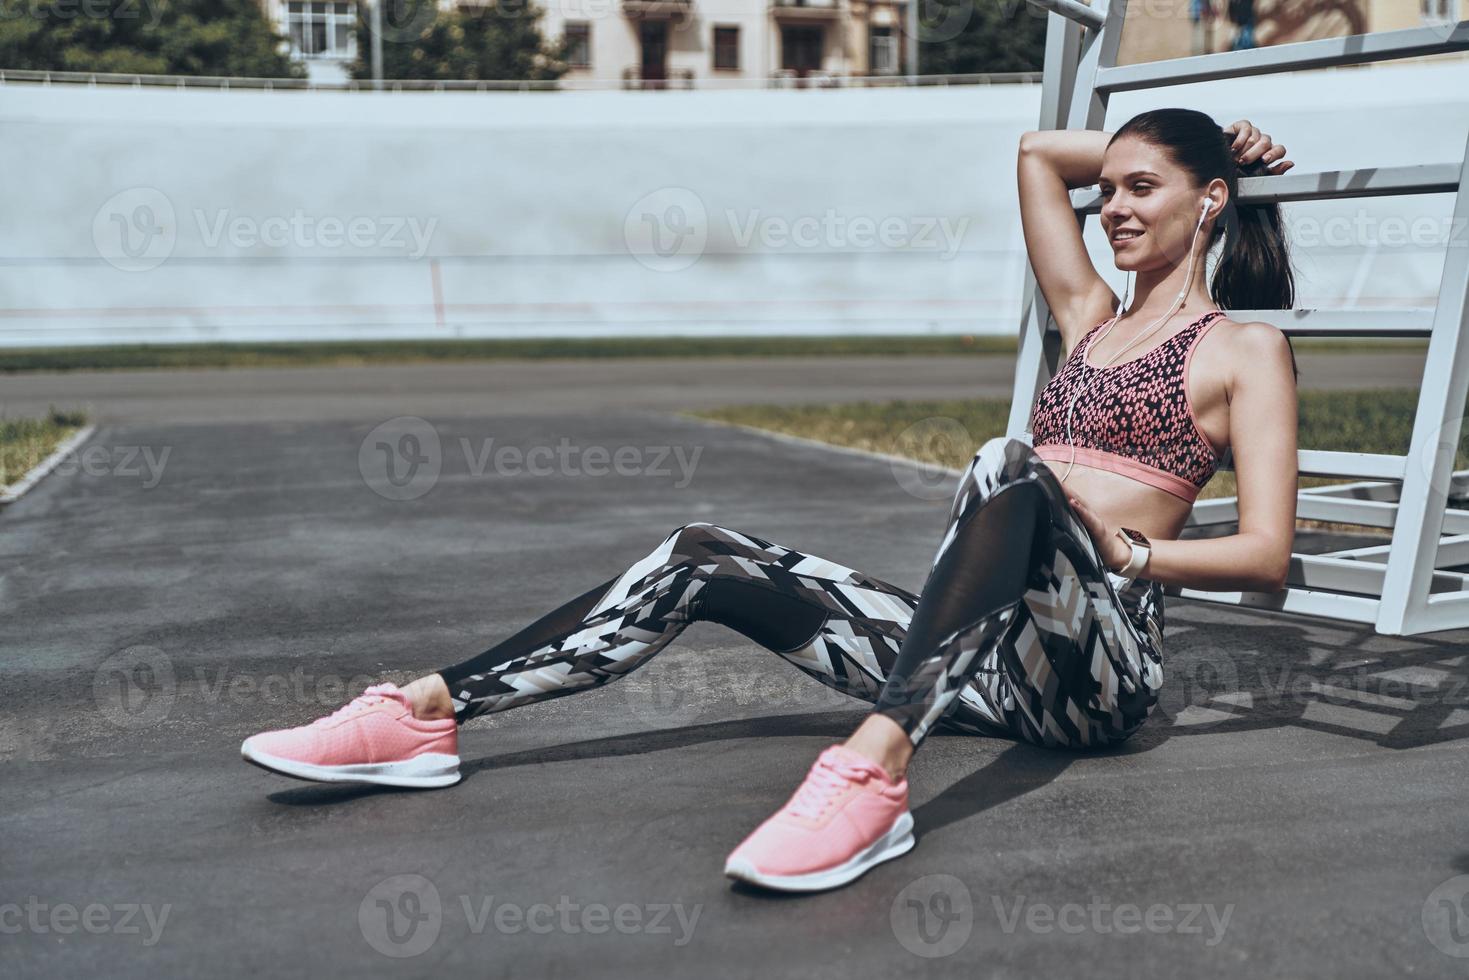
[287,1,356,59]
[1422,0,1455,22]
[869,26,897,74]
[564,22,591,68]
[713,25,739,70]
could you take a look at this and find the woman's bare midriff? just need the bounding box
[1035,457,1195,544]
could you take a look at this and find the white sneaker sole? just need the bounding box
[724,811,915,893]
[241,739,461,788]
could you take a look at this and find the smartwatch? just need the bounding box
[1114,526,1152,580]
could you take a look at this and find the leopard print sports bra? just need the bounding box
[1028,309,1228,503]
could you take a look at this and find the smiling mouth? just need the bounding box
[1112,230,1144,246]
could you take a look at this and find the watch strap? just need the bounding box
[1114,527,1151,580]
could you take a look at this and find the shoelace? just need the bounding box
[309,684,403,728]
[786,753,879,820]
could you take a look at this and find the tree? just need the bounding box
[917,0,1048,75]
[0,0,305,76]
[349,0,568,82]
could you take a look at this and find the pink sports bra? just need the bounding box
[1028,309,1228,503]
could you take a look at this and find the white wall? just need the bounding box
[1,61,1466,348]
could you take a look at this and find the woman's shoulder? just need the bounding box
[1203,316,1296,389]
[1210,316,1290,354]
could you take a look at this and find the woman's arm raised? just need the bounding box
[1016,128,1119,352]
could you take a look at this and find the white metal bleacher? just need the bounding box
[1008,0,1469,635]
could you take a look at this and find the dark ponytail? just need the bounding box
[1110,107,1300,381]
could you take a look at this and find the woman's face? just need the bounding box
[1098,136,1215,273]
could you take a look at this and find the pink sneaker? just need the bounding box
[241,683,460,788]
[724,744,914,892]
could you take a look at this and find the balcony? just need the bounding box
[770,0,842,19]
[621,66,696,90]
[621,0,692,19]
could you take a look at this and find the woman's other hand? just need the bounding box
[1222,119,1294,175]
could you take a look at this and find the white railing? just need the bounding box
[0,67,1041,92]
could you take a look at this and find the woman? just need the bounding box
[242,108,1301,894]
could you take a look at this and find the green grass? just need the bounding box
[1,408,89,493]
[684,388,1467,533]
[0,335,1427,373]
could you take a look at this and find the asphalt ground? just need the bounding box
[4,352,1468,979]
[0,349,1429,424]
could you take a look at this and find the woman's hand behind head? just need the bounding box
[1222,119,1294,175]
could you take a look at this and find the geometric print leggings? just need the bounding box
[438,436,1167,751]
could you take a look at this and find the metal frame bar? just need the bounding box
[1015,0,1469,636]
[1095,23,1469,92]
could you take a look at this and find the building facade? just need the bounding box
[543,0,910,89]
[265,0,1466,85]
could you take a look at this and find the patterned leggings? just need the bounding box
[438,436,1166,750]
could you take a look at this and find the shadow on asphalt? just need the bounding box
[263,610,1469,816]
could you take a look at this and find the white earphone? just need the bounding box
[1055,194,1219,484]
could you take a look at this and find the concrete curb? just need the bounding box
[674,412,969,479]
[0,423,97,507]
